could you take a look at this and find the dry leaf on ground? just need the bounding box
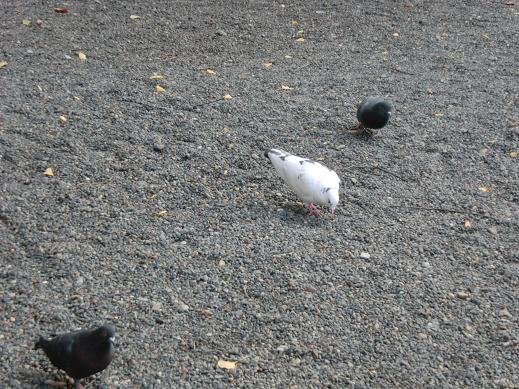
[54,7,69,14]
[217,360,238,370]
[155,85,166,93]
[150,73,165,80]
[206,69,216,75]
[22,19,31,26]
[44,168,54,177]
[78,52,87,60]
[0,61,7,68]
[281,85,294,90]
[130,15,141,19]
[223,94,232,100]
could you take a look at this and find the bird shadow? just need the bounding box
[17,369,69,388]
[340,128,381,143]
[275,203,331,226]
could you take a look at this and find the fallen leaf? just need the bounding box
[59,115,68,123]
[510,151,518,158]
[263,62,273,69]
[0,61,7,68]
[130,15,141,19]
[149,73,165,80]
[73,96,81,101]
[78,51,87,60]
[434,112,444,117]
[295,37,305,42]
[206,69,216,75]
[393,32,400,37]
[291,20,299,26]
[478,186,492,193]
[482,33,490,40]
[217,360,238,370]
[218,259,225,267]
[223,94,233,100]
[54,7,69,14]
[43,167,54,177]
[155,85,166,93]
[284,54,293,59]
[157,210,168,217]
[464,220,472,228]
[22,18,31,26]
[281,85,294,90]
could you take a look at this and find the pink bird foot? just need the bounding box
[75,381,84,389]
[306,203,320,217]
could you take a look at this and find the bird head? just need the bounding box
[95,325,116,345]
[326,187,340,214]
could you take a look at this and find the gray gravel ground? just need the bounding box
[1,1,518,388]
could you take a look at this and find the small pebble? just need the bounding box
[276,345,289,352]
[290,358,302,366]
[176,300,190,312]
[153,142,165,152]
[499,308,512,318]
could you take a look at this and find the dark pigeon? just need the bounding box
[34,325,115,389]
[351,96,392,134]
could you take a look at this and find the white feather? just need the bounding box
[265,149,341,209]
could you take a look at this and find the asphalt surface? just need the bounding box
[1,1,518,388]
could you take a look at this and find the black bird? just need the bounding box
[351,96,392,134]
[35,325,115,389]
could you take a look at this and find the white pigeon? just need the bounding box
[264,148,341,216]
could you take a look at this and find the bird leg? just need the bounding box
[305,203,321,217]
[349,123,364,133]
[43,381,68,388]
[74,380,84,389]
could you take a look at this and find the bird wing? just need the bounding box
[40,333,76,373]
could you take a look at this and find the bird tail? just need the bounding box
[34,336,47,350]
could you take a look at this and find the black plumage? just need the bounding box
[353,96,392,133]
[35,325,115,389]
